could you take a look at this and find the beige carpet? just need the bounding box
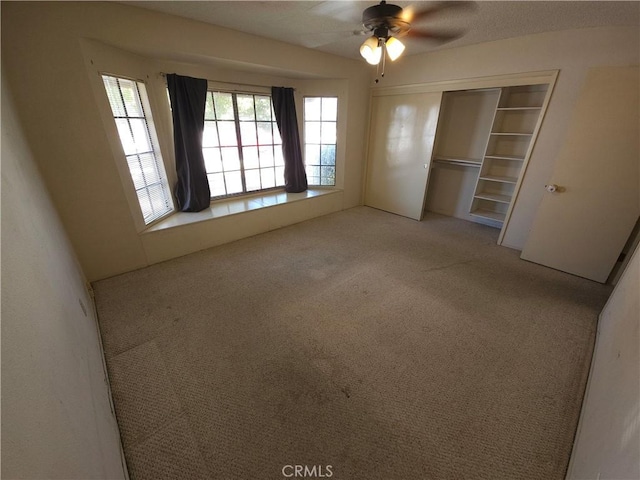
[94,207,611,480]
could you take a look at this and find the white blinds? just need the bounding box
[102,75,173,224]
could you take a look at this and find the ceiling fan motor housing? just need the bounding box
[362,0,410,37]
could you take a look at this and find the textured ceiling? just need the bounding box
[126,1,640,59]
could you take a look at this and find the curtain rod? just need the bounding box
[159,72,295,91]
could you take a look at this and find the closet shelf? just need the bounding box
[470,209,506,222]
[496,107,542,111]
[479,175,518,184]
[490,132,533,136]
[433,157,482,167]
[484,154,525,161]
[474,192,512,204]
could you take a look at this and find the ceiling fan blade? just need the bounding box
[405,29,464,42]
[406,1,476,23]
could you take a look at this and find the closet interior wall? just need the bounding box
[426,88,500,225]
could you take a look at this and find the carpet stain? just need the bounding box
[341,385,351,398]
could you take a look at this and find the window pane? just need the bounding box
[205,93,215,120]
[102,76,126,116]
[240,122,257,146]
[305,97,321,121]
[320,121,336,144]
[257,122,273,145]
[274,146,284,166]
[221,147,240,171]
[148,183,169,215]
[255,96,272,121]
[203,148,223,173]
[217,121,237,146]
[261,167,275,189]
[208,173,226,197]
[126,155,145,190]
[115,119,136,155]
[273,123,282,144]
[305,122,321,144]
[321,166,336,186]
[321,97,338,121]
[243,147,259,170]
[320,145,336,165]
[306,165,320,178]
[245,169,261,191]
[237,95,255,121]
[307,176,320,186]
[130,119,152,153]
[139,152,160,185]
[305,144,320,165]
[275,166,285,186]
[213,93,234,120]
[116,118,152,155]
[225,171,243,194]
[259,146,274,168]
[136,188,153,220]
[203,122,219,147]
[120,79,143,117]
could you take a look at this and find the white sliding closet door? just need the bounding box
[364,92,442,220]
[521,66,639,283]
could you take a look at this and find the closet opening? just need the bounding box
[424,84,549,240]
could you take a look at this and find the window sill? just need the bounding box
[143,188,340,233]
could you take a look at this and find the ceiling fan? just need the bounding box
[358,1,474,75]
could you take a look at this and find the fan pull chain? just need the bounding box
[375,40,387,84]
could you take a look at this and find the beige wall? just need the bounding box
[374,26,640,250]
[566,244,640,479]
[1,1,370,281]
[1,69,126,479]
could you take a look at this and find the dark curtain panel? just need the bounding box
[271,87,308,193]
[167,74,210,212]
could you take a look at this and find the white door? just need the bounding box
[521,66,639,283]
[364,92,442,220]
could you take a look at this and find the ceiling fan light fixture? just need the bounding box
[385,36,405,61]
[360,36,382,65]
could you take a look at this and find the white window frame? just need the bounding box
[202,90,285,200]
[303,96,338,187]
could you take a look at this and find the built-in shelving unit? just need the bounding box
[469,84,549,226]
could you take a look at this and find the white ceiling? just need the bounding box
[126,1,640,59]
